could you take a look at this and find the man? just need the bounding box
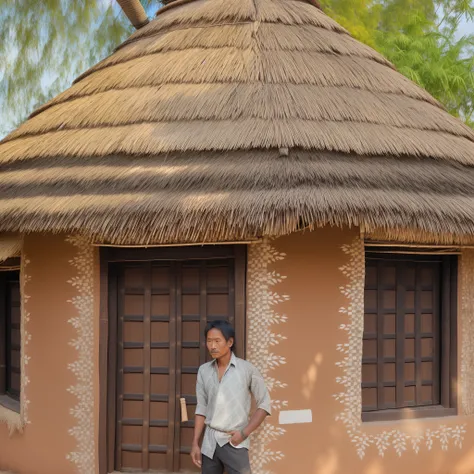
[191,320,271,474]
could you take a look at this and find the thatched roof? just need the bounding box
[1,0,474,245]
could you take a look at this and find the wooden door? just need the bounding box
[109,254,245,473]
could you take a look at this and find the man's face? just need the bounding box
[206,328,233,359]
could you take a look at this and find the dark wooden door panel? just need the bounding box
[117,263,174,472]
[112,256,242,473]
[175,260,235,469]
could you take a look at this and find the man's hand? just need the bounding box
[191,414,205,467]
[191,442,202,468]
[228,430,246,447]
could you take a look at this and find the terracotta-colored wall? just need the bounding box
[4,229,474,474]
[0,234,100,474]
[266,228,474,474]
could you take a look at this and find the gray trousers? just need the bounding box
[202,443,252,474]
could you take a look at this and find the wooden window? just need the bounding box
[362,252,457,422]
[0,267,21,410]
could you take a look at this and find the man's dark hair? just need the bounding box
[205,320,236,352]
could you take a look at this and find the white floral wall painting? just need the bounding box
[247,238,289,473]
[65,236,96,473]
[19,251,31,428]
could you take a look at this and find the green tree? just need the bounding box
[0,1,161,136]
[378,12,474,123]
[322,0,474,125]
[378,0,436,32]
[320,0,382,46]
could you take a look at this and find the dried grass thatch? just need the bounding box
[1,0,474,244]
[0,403,22,436]
[0,235,22,262]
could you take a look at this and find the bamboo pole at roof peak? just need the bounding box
[116,0,149,29]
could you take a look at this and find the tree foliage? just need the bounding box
[0,1,161,136]
[321,0,474,125]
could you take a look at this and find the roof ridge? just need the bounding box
[156,0,203,17]
[156,0,325,17]
[292,0,323,9]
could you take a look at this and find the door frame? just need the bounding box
[99,245,247,474]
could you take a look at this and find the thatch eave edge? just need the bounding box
[2,213,474,247]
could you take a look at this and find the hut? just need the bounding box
[1,0,474,472]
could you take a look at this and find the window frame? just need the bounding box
[362,251,458,423]
[0,261,21,413]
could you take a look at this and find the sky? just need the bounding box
[458,17,473,37]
